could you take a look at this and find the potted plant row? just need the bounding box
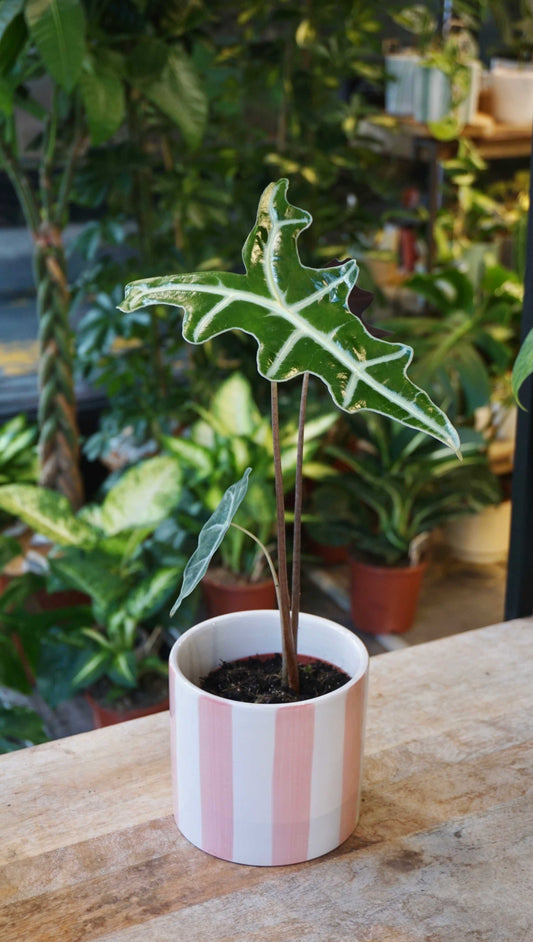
[120,178,459,866]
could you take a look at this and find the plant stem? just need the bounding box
[290,371,309,644]
[230,523,281,603]
[271,382,299,692]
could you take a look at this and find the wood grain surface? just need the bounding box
[1,619,532,942]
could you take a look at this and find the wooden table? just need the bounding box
[2,619,532,942]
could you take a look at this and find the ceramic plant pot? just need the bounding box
[349,557,427,635]
[169,610,369,866]
[201,574,276,616]
[490,64,533,125]
[385,51,420,115]
[443,500,511,564]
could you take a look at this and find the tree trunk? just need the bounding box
[34,224,84,510]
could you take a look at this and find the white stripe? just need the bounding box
[307,693,346,860]
[175,676,202,849]
[231,705,277,866]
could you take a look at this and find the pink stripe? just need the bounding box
[272,703,315,865]
[339,678,366,843]
[198,696,234,860]
[169,662,178,827]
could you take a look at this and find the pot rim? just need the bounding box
[169,609,369,711]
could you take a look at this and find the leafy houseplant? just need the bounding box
[0,0,207,506]
[121,178,459,688]
[120,179,459,865]
[163,370,337,600]
[0,456,190,724]
[308,413,501,633]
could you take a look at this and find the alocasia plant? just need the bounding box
[121,178,459,692]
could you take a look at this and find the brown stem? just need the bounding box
[290,372,309,645]
[271,382,299,692]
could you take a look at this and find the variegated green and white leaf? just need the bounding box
[121,179,459,452]
[170,468,251,616]
[0,484,97,546]
[99,455,182,535]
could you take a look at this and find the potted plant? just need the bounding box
[163,370,337,615]
[120,178,459,864]
[308,413,501,633]
[0,455,192,727]
[488,0,533,124]
[387,5,480,135]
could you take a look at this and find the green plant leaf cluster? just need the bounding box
[163,372,337,577]
[0,699,47,753]
[383,265,523,418]
[0,456,190,701]
[0,415,38,528]
[308,413,501,565]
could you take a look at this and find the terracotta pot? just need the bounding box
[306,537,349,566]
[349,557,427,635]
[201,574,276,616]
[84,691,170,729]
[169,610,369,866]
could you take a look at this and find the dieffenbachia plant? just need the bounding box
[120,178,459,692]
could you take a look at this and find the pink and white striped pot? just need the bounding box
[169,610,369,866]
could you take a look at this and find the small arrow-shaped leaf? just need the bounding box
[121,179,459,452]
[170,468,251,615]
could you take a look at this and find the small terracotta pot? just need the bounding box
[201,574,276,617]
[84,691,170,729]
[169,610,369,866]
[349,557,427,635]
[306,537,349,566]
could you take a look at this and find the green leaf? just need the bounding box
[125,566,182,621]
[0,635,32,694]
[162,435,214,476]
[142,46,207,148]
[170,468,251,615]
[210,373,262,436]
[109,651,137,689]
[79,53,125,145]
[0,485,96,546]
[98,456,182,536]
[122,180,459,453]
[0,533,21,571]
[25,0,86,91]
[512,326,533,409]
[0,0,23,41]
[0,10,27,76]
[48,550,123,613]
[0,704,47,753]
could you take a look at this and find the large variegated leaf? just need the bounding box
[121,179,459,452]
[0,484,96,546]
[170,468,251,616]
[97,456,183,536]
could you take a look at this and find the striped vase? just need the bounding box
[169,610,369,866]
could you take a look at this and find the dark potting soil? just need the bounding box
[201,653,350,704]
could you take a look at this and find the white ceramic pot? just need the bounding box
[413,61,480,125]
[169,610,369,866]
[385,52,420,116]
[491,65,533,125]
[443,500,511,564]
[413,65,452,123]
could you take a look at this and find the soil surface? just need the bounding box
[201,653,350,704]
